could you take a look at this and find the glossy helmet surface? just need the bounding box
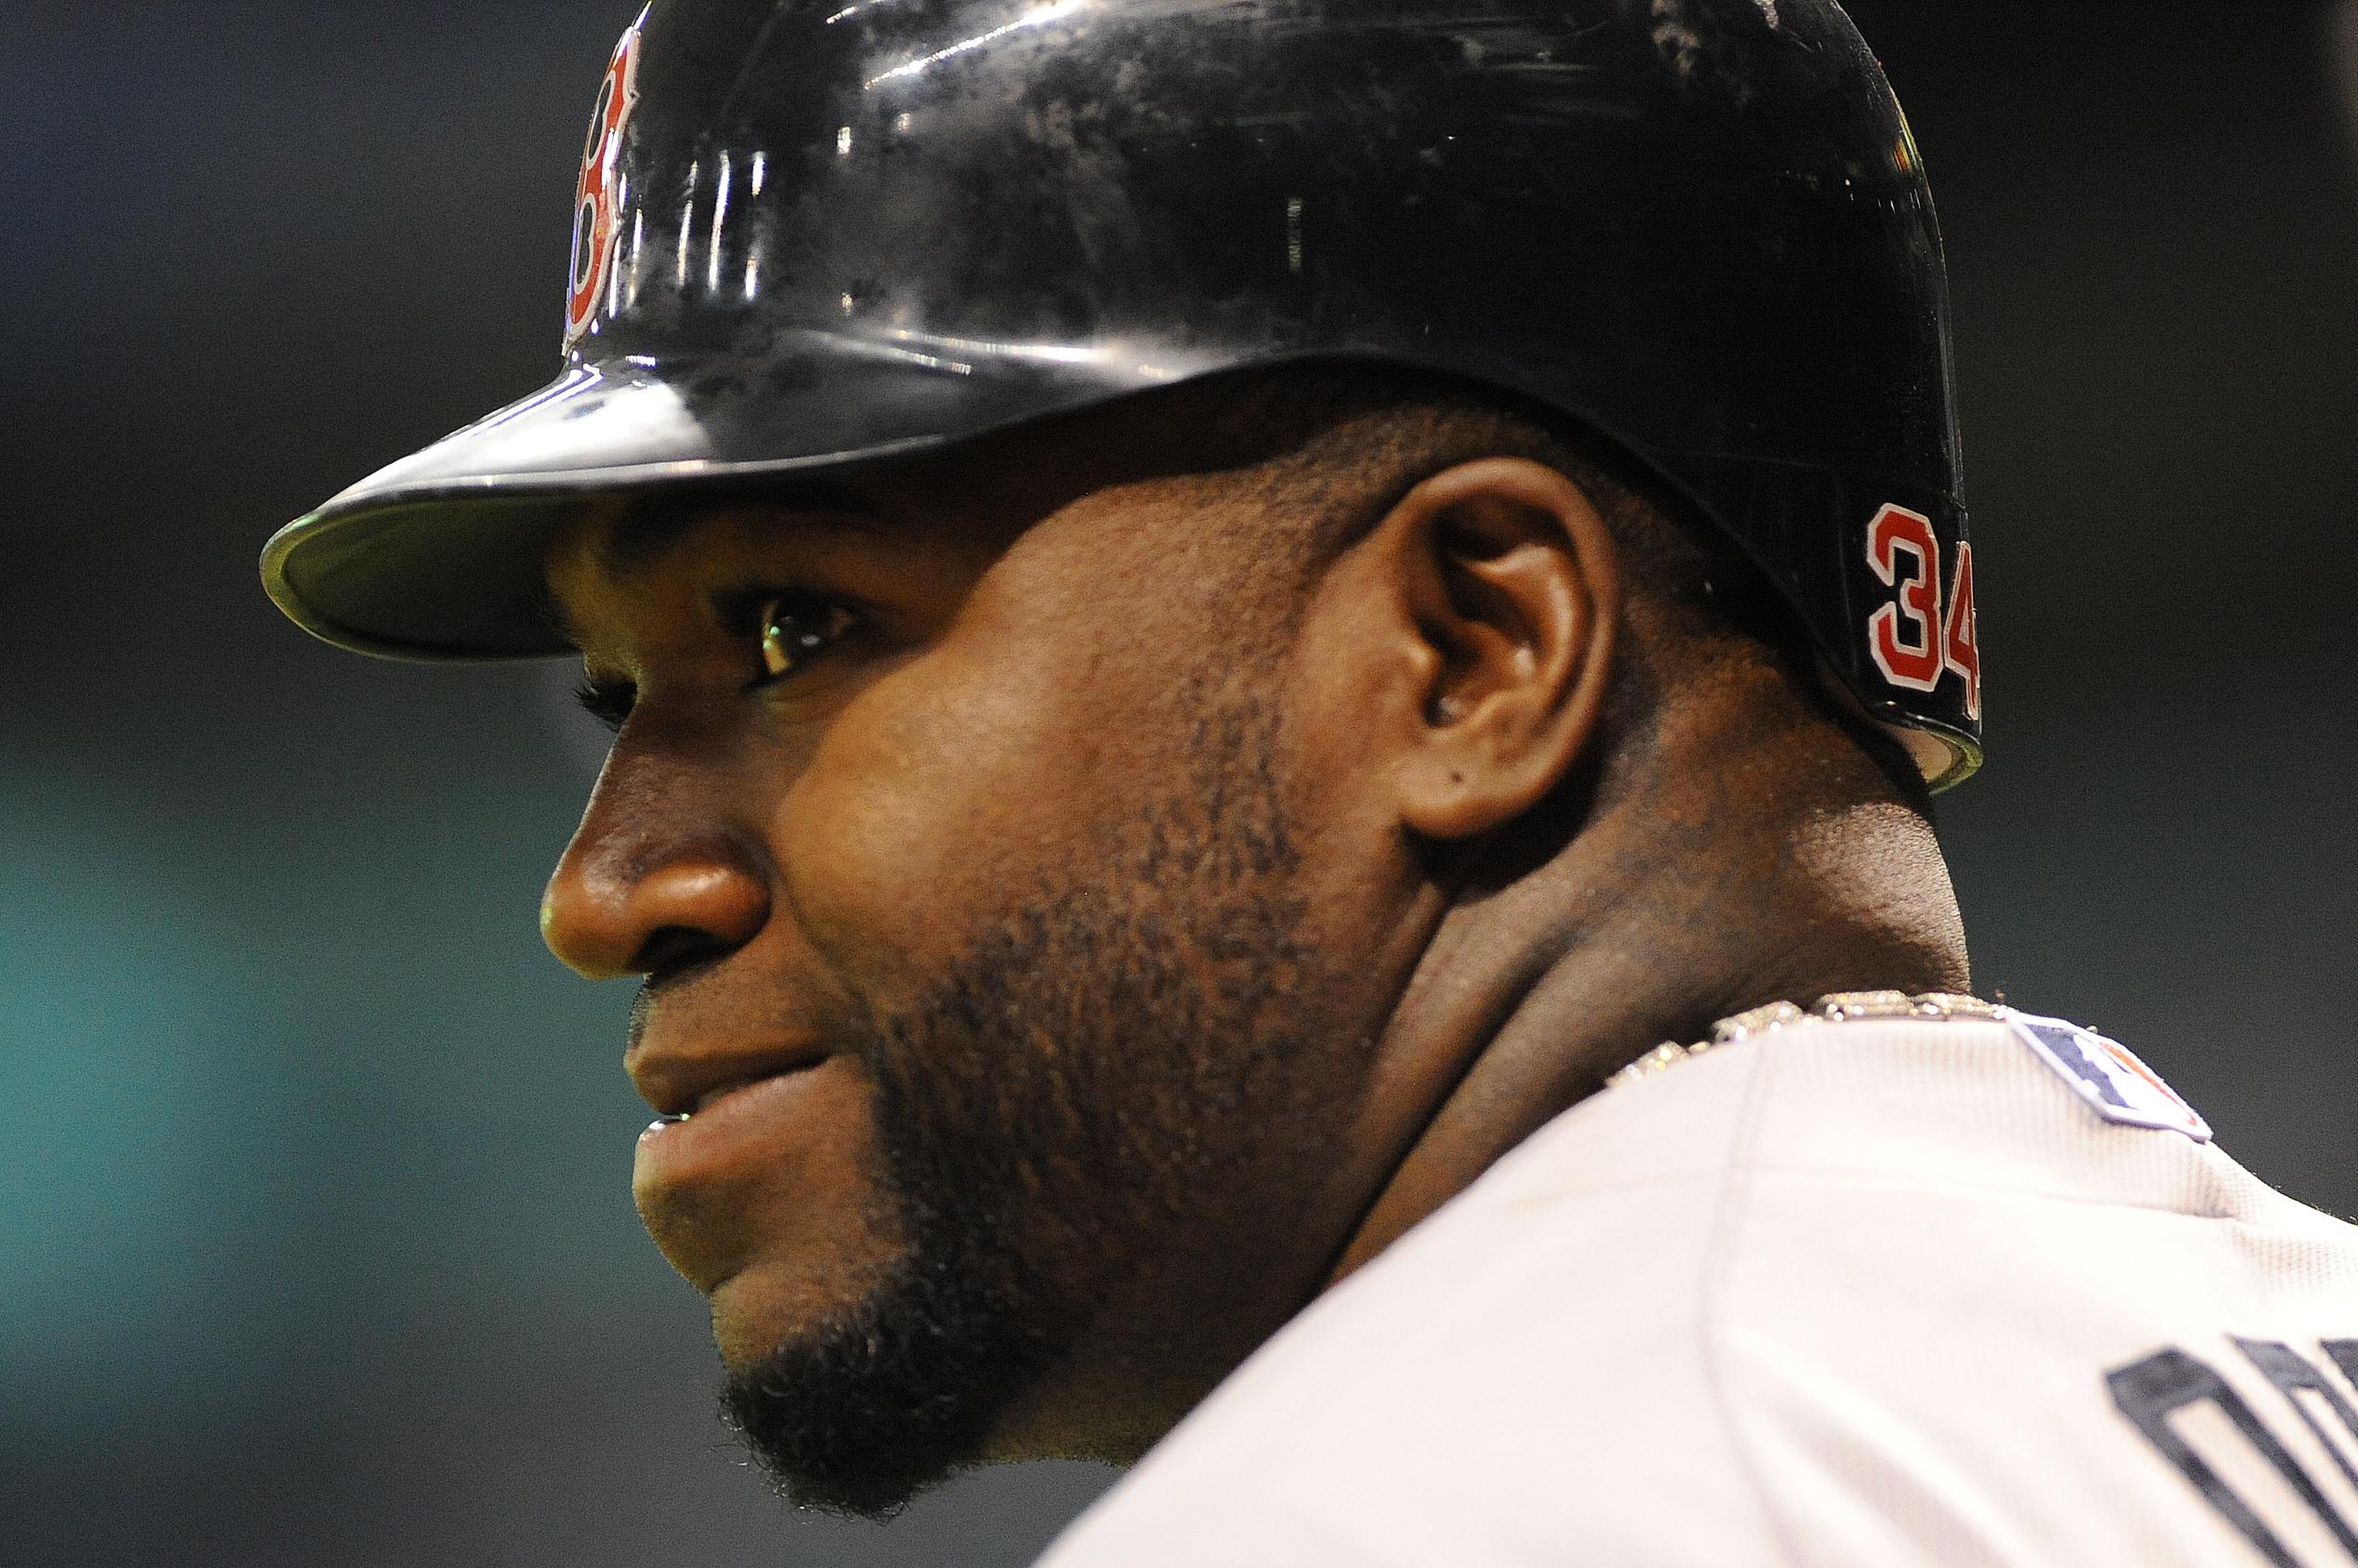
[261,0,1980,785]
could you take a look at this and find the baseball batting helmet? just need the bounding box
[261,0,1981,786]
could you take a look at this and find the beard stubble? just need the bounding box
[720,680,1371,1516]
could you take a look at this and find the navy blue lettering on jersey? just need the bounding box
[2109,1341,2358,1566]
[2236,1339,2358,1501]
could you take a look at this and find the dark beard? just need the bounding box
[721,687,1360,1517]
[716,1176,1059,1518]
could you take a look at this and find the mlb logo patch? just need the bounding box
[2005,1012,2212,1142]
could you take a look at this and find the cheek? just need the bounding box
[771,629,1104,983]
[768,521,1265,990]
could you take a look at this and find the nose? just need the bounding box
[541,782,771,982]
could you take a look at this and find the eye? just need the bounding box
[575,675,636,733]
[757,593,858,681]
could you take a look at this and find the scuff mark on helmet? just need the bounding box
[1651,0,1704,82]
[1649,0,1779,103]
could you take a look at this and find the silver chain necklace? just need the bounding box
[1608,990,2004,1091]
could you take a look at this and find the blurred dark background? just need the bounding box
[6,2,2354,1563]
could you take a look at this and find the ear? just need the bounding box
[1366,458,1621,841]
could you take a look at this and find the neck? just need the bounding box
[1326,660,1969,1283]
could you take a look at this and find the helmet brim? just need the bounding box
[260,340,1196,659]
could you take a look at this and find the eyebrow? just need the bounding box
[594,481,883,579]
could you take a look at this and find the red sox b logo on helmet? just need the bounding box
[566,10,647,346]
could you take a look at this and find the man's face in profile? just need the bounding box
[541,421,1395,1514]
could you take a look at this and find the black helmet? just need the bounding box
[261,0,1980,786]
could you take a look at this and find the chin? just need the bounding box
[706,1278,820,1375]
[715,1242,1068,1519]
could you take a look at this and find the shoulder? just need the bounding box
[1039,1002,2358,1568]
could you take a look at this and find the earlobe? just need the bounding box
[1382,458,1620,842]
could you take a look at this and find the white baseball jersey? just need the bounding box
[1036,1001,2358,1567]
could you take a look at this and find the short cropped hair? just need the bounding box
[1160,362,1927,805]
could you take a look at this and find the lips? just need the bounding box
[629,1041,835,1226]
[630,1052,838,1217]
[637,1057,826,1147]
[630,1043,829,1119]
[631,1050,875,1299]
[624,983,880,1297]
[636,1056,825,1143]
